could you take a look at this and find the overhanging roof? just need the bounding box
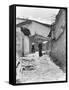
[16,18,51,27]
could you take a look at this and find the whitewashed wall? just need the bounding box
[16,27,24,56]
[23,21,51,37]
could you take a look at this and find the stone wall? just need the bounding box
[50,9,66,72]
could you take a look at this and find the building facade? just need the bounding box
[16,19,51,56]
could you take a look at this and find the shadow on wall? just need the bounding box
[50,9,66,73]
[50,30,66,72]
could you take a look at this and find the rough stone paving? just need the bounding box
[16,52,66,83]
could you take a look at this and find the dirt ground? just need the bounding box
[16,53,66,83]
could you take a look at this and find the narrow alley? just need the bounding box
[16,7,66,84]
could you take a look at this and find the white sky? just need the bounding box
[16,6,59,25]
